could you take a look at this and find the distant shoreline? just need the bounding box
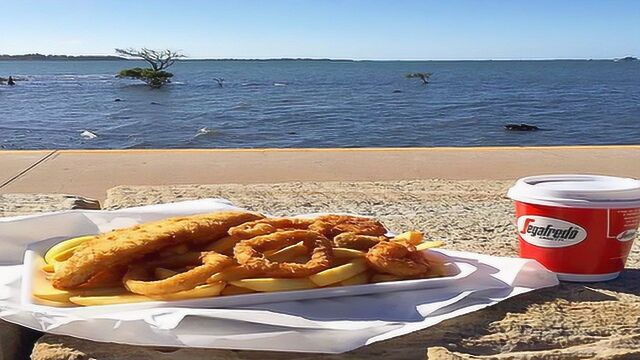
[0,54,637,62]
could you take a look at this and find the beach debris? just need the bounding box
[505,123,540,131]
[80,130,98,139]
[213,78,224,87]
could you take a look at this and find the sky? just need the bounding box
[0,0,638,60]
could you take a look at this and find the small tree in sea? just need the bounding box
[406,72,432,85]
[115,48,184,88]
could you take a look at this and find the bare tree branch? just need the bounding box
[115,48,185,71]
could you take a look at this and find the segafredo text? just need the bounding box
[517,216,587,248]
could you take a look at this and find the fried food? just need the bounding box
[234,230,334,277]
[207,265,262,283]
[366,241,430,277]
[340,271,370,286]
[154,267,178,280]
[148,282,226,301]
[52,211,263,289]
[266,242,307,262]
[332,247,366,259]
[229,278,317,292]
[204,235,242,255]
[36,212,446,307]
[124,252,234,296]
[415,241,444,251]
[309,259,368,287]
[391,231,424,246]
[77,267,127,289]
[228,218,315,239]
[69,293,151,306]
[309,215,387,238]
[221,284,256,295]
[333,232,388,250]
[44,235,94,264]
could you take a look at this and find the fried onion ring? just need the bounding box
[124,252,234,296]
[332,232,388,251]
[228,218,315,239]
[233,230,333,277]
[365,241,430,277]
[309,215,387,238]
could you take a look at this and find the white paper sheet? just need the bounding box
[0,199,559,353]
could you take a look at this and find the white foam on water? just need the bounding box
[80,130,98,139]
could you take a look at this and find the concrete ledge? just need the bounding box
[2,146,640,201]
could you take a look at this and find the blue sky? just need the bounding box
[1,0,638,59]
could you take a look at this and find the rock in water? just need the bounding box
[505,123,540,131]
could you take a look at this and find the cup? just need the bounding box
[507,174,640,282]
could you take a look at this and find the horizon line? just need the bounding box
[1,53,638,62]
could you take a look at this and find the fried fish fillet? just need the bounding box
[52,211,263,289]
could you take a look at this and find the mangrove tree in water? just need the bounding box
[115,48,184,88]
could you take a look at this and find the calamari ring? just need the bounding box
[332,232,388,251]
[309,215,387,238]
[124,252,234,296]
[233,230,333,277]
[228,218,315,239]
[365,241,430,277]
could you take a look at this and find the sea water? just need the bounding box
[0,60,638,149]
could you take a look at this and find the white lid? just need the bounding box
[507,174,640,208]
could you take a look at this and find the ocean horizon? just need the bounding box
[1,59,638,150]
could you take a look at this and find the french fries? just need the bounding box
[44,235,94,264]
[221,284,256,296]
[266,242,307,262]
[339,271,370,286]
[333,248,365,259]
[69,293,151,306]
[208,265,259,283]
[36,215,450,307]
[370,274,403,283]
[34,283,128,303]
[154,267,178,280]
[415,241,444,251]
[149,282,225,301]
[230,278,317,292]
[158,244,190,257]
[392,231,424,245]
[309,259,368,287]
[204,235,241,255]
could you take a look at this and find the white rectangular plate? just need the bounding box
[22,235,477,310]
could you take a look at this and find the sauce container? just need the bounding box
[507,174,640,282]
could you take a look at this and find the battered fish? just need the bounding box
[52,211,263,289]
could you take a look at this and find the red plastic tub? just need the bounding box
[507,175,640,282]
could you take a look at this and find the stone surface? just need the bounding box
[0,194,101,360]
[0,194,100,217]
[27,180,640,359]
